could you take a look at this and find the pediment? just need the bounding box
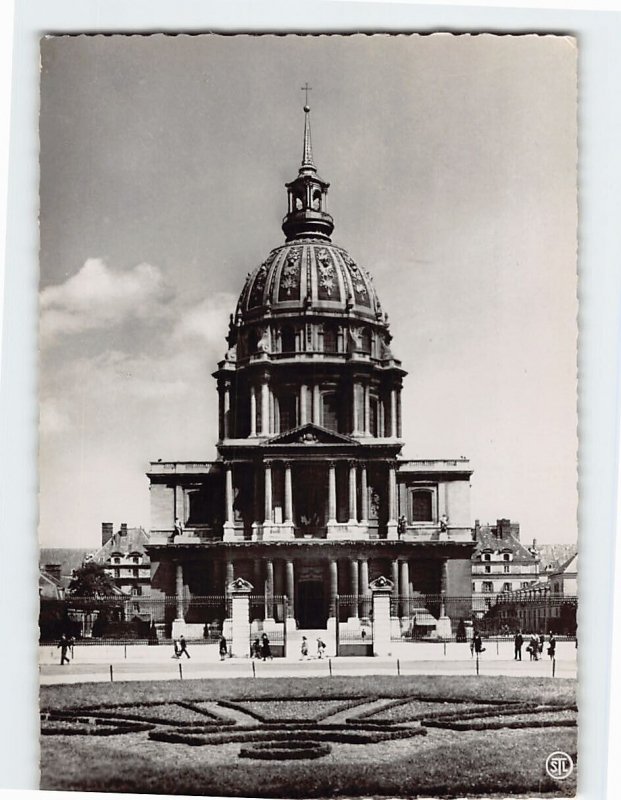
[266,423,357,446]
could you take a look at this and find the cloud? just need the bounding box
[172,292,236,348]
[40,258,172,343]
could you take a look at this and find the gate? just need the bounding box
[335,594,373,656]
[248,594,289,657]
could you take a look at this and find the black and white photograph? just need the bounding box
[37,32,578,798]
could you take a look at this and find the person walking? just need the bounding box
[528,634,539,661]
[472,631,485,656]
[300,636,309,660]
[538,633,545,657]
[514,630,524,660]
[316,637,326,659]
[251,637,261,659]
[260,632,272,661]
[57,633,70,665]
[218,635,228,661]
[547,632,556,660]
[178,634,190,658]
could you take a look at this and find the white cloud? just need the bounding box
[172,292,236,348]
[40,258,172,343]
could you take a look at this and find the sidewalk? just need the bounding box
[39,650,576,685]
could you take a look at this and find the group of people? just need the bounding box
[514,631,556,661]
[300,636,326,660]
[250,633,273,661]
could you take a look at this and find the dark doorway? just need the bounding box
[296,581,327,628]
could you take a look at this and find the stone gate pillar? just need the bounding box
[228,577,253,658]
[370,576,394,657]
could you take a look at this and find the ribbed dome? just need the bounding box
[237,238,384,323]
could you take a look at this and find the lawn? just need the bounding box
[40,675,577,797]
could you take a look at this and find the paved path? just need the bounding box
[39,654,576,685]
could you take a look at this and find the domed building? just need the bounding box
[147,104,475,646]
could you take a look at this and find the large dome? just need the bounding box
[236,238,384,323]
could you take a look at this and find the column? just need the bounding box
[329,559,338,617]
[349,560,359,620]
[225,465,234,524]
[300,384,308,425]
[387,462,398,538]
[260,378,269,436]
[269,386,275,435]
[360,558,370,618]
[284,462,293,524]
[348,461,358,524]
[390,388,398,438]
[225,559,234,594]
[312,384,321,425]
[351,382,360,434]
[328,462,337,524]
[249,385,257,437]
[264,462,272,525]
[264,559,274,620]
[400,559,410,618]
[363,383,370,435]
[223,381,231,438]
[286,560,295,618]
[175,563,184,621]
[360,464,369,523]
[391,558,399,608]
[174,485,185,527]
[437,559,452,638]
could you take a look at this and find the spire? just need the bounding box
[282,89,334,242]
[301,88,316,172]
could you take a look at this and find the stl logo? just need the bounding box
[545,751,574,781]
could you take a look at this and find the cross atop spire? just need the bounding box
[300,85,315,171]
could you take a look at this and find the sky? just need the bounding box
[38,33,578,549]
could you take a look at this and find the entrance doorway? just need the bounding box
[296,581,327,628]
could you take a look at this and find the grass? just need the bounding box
[40,675,577,797]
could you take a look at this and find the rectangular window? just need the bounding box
[484,565,491,574]
[503,565,510,573]
[503,582,511,592]
[482,581,493,593]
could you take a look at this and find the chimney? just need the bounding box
[45,563,62,583]
[497,519,512,540]
[474,520,481,539]
[120,523,128,536]
[532,538,537,549]
[102,522,114,546]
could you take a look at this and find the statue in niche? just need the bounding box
[256,327,271,354]
[369,490,380,520]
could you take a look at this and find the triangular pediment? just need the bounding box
[266,423,358,446]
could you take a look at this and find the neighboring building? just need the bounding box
[146,102,476,641]
[39,564,65,600]
[537,543,577,573]
[93,522,151,600]
[490,551,578,635]
[39,548,91,592]
[471,519,540,613]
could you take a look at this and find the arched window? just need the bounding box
[411,489,433,522]
[312,189,322,210]
[322,393,339,432]
[323,323,338,354]
[281,325,296,354]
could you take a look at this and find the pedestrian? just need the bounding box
[57,633,70,665]
[251,637,261,659]
[219,635,228,661]
[514,630,524,661]
[316,637,326,659]
[538,633,545,656]
[547,632,556,660]
[172,638,180,659]
[300,636,309,660]
[260,632,272,661]
[472,631,485,655]
[178,634,190,659]
[528,634,539,661]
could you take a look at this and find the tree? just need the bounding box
[68,562,117,598]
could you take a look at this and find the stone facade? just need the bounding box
[146,104,476,639]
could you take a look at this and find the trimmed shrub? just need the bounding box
[239,741,332,760]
